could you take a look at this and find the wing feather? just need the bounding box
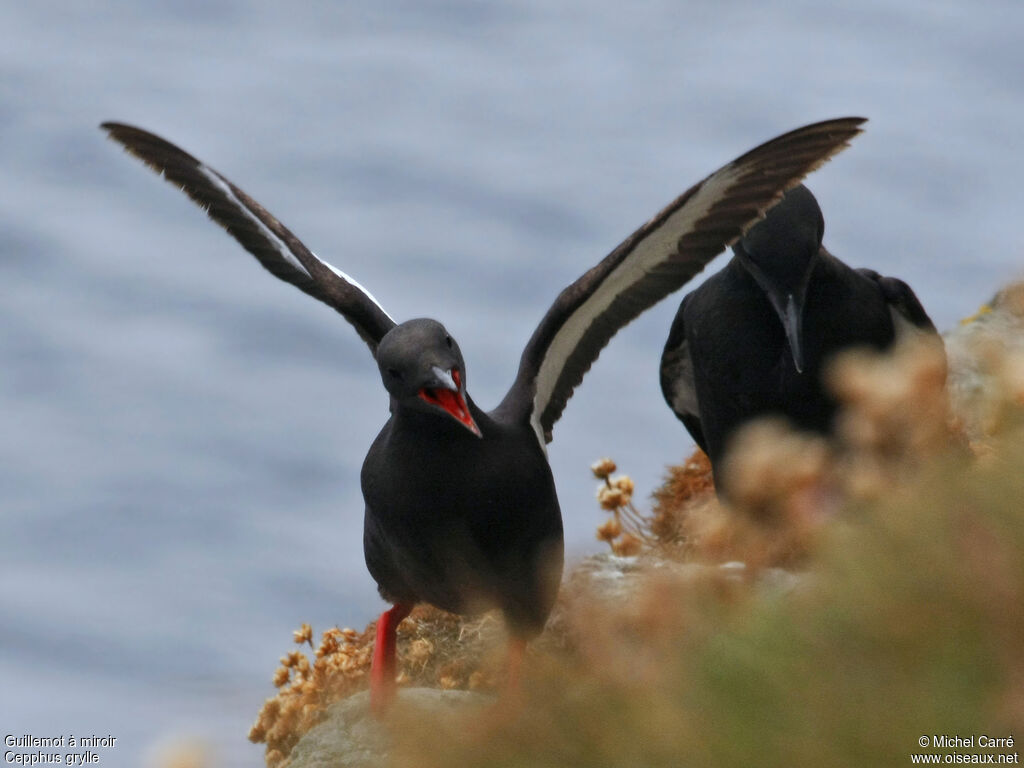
[496,117,866,445]
[101,122,396,353]
[856,267,939,336]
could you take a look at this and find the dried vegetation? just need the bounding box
[249,284,1024,767]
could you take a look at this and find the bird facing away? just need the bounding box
[660,183,940,489]
[102,118,864,713]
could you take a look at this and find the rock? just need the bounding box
[944,281,1024,443]
[567,552,802,600]
[285,688,488,768]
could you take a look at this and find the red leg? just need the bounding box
[370,602,413,716]
[505,638,528,696]
[505,636,527,704]
[475,637,528,725]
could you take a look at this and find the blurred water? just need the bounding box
[1,1,1022,765]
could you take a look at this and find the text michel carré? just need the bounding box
[932,736,1015,749]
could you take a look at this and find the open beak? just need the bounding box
[418,366,482,437]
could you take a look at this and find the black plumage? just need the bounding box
[362,318,562,635]
[102,119,863,711]
[661,183,940,487]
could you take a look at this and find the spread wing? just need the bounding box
[101,122,397,354]
[494,117,866,446]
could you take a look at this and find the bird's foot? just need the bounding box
[369,602,413,717]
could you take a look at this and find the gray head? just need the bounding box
[733,184,825,372]
[376,318,481,436]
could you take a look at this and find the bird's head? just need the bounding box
[376,319,482,437]
[733,184,825,373]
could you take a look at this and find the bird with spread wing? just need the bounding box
[102,117,863,713]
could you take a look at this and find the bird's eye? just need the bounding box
[387,367,402,381]
[445,336,453,349]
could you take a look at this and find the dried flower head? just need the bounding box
[723,418,831,520]
[316,631,340,658]
[407,637,435,666]
[598,485,626,510]
[439,674,460,690]
[252,608,509,766]
[649,449,715,548]
[591,457,617,479]
[272,666,290,688]
[830,335,951,473]
[612,533,643,557]
[596,517,623,542]
[293,623,313,646]
[591,460,656,554]
[280,651,302,669]
[612,475,635,497]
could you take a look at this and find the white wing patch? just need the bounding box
[530,162,744,446]
[197,165,313,280]
[314,253,395,322]
[197,165,395,323]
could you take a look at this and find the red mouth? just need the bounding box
[418,370,481,437]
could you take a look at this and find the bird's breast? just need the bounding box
[361,419,556,528]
